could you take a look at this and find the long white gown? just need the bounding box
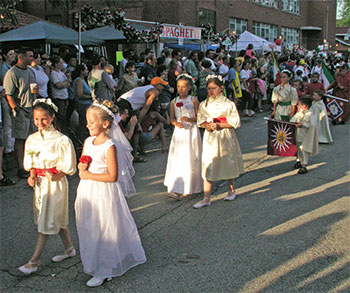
[164,95,203,194]
[75,137,146,279]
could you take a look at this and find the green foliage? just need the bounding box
[0,0,23,25]
[337,0,350,27]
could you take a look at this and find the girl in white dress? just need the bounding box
[75,100,146,287]
[311,90,333,143]
[164,74,203,199]
[18,99,77,275]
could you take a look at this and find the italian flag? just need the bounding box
[321,61,335,91]
[272,51,281,86]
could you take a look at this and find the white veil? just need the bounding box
[109,114,136,197]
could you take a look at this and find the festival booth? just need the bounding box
[229,31,278,53]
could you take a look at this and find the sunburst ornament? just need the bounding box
[271,123,293,152]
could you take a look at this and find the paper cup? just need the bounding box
[30,83,38,94]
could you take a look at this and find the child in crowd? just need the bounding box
[271,70,298,122]
[292,79,304,98]
[291,97,319,174]
[304,73,325,97]
[193,75,244,208]
[75,101,146,287]
[18,99,77,275]
[311,90,333,143]
[164,74,203,200]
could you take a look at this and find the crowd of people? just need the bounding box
[0,43,349,287]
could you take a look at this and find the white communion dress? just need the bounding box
[164,95,203,194]
[75,136,146,279]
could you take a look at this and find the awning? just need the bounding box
[300,26,322,31]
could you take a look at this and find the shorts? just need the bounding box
[0,122,3,147]
[11,107,36,140]
[139,131,152,146]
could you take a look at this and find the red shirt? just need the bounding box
[305,82,324,96]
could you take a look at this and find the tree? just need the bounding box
[337,0,350,27]
[0,0,23,26]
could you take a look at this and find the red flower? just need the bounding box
[79,156,92,164]
[213,117,227,123]
[176,102,184,107]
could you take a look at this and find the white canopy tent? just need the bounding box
[230,31,280,52]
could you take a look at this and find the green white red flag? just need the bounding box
[321,61,335,90]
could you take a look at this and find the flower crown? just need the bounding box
[33,98,58,112]
[206,74,224,83]
[92,102,116,119]
[176,73,194,81]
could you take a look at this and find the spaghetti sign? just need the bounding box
[161,25,201,40]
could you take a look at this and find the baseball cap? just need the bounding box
[151,77,168,86]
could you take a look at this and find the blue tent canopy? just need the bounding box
[0,21,103,45]
[81,25,126,41]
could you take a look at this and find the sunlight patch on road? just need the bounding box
[275,176,348,201]
[130,201,160,212]
[260,197,349,236]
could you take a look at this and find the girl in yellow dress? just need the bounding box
[193,75,244,208]
[18,99,77,275]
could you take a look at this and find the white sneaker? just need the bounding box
[243,109,249,116]
[224,191,237,201]
[52,247,76,262]
[86,277,112,287]
[193,200,211,209]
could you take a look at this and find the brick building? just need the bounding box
[17,0,336,50]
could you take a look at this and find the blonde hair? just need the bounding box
[87,100,119,130]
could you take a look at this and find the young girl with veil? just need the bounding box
[164,74,203,199]
[75,100,146,287]
[193,75,244,209]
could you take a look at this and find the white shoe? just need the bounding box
[18,261,39,275]
[243,109,249,116]
[224,191,237,201]
[248,110,256,117]
[52,247,76,262]
[86,276,112,287]
[193,200,211,209]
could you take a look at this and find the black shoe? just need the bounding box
[133,156,147,163]
[293,162,302,169]
[17,169,30,179]
[0,176,15,186]
[298,167,308,174]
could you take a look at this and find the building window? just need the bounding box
[253,0,278,9]
[253,22,278,42]
[281,0,300,14]
[229,18,248,35]
[198,8,216,31]
[281,27,300,47]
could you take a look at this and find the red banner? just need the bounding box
[267,119,297,157]
[326,94,349,123]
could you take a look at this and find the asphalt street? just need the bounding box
[1,112,349,292]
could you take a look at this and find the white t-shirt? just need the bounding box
[120,85,154,110]
[240,69,251,90]
[205,57,216,71]
[218,64,229,81]
[50,70,68,100]
[30,66,49,97]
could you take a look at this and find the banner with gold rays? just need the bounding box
[267,119,297,157]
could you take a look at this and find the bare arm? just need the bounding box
[139,88,158,122]
[79,145,118,182]
[76,79,91,100]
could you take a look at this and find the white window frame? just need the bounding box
[253,0,278,9]
[253,21,278,42]
[229,18,248,35]
[281,27,300,48]
[282,0,300,15]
